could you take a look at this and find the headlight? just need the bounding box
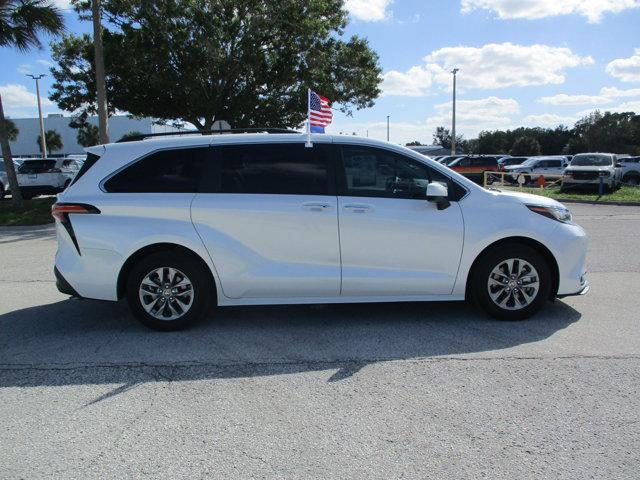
[526,205,572,223]
[563,171,573,177]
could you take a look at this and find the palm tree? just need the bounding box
[1,118,19,141]
[0,0,64,208]
[37,129,63,153]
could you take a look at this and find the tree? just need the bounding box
[0,0,65,208]
[50,0,382,131]
[510,136,541,156]
[432,126,464,150]
[36,130,63,154]
[69,117,100,147]
[406,141,422,146]
[91,0,109,143]
[1,119,19,141]
[119,131,144,141]
[567,111,640,154]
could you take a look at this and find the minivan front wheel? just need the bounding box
[472,245,551,320]
[126,251,212,331]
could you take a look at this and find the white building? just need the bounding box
[7,115,229,156]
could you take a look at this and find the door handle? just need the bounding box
[302,202,333,212]
[343,204,373,213]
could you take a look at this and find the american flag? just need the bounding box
[309,90,333,132]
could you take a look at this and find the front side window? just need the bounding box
[339,145,452,200]
[104,147,208,193]
[218,143,330,195]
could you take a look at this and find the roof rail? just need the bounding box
[116,128,299,143]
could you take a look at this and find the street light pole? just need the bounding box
[386,115,390,142]
[27,74,47,158]
[451,68,459,155]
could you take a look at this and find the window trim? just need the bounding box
[335,144,468,202]
[99,145,213,193]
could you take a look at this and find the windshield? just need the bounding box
[519,158,538,167]
[571,155,612,166]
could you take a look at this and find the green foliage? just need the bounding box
[36,129,63,153]
[510,136,542,156]
[69,117,99,147]
[476,113,639,155]
[406,141,422,146]
[0,0,65,51]
[432,126,464,150]
[2,119,19,141]
[50,0,382,130]
[119,131,144,141]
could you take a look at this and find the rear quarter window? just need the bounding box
[103,147,209,193]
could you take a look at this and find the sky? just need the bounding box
[1,0,639,145]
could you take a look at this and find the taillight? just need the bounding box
[51,203,100,255]
[51,203,100,222]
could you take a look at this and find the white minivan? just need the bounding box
[53,132,588,330]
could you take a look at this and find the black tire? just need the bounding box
[126,250,213,331]
[471,244,552,321]
[0,183,5,200]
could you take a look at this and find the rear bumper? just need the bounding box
[54,266,81,297]
[20,185,65,196]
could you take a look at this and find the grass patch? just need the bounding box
[0,197,55,226]
[496,185,640,203]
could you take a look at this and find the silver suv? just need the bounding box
[561,153,621,192]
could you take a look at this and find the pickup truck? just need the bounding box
[619,156,640,186]
[561,153,621,192]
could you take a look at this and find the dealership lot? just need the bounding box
[0,204,639,479]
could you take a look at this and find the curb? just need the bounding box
[555,198,640,206]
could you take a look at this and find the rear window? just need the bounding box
[18,160,56,174]
[216,143,330,195]
[104,148,208,193]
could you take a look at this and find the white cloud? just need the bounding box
[0,84,52,115]
[426,96,519,136]
[17,64,32,75]
[381,43,593,96]
[600,86,640,97]
[345,0,392,22]
[522,113,579,127]
[426,43,593,91]
[36,59,54,68]
[610,100,640,112]
[461,0,640,23]
[537,94,612,105]
[381,66,432,96]
[606,49,640,82]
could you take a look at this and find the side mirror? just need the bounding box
[426,182,450,210]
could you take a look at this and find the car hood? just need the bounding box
[503,165,528,171]
[490,188,565,208]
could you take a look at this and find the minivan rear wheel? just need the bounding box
[472,244,551,321]
[126,251,212,331]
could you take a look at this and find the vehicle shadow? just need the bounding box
[0,297,581,395]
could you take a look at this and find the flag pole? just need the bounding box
[306,88,312,148]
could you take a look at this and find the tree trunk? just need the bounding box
[92,0,110,144]
[0,94,24,209]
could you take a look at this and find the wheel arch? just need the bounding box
[117,242,217,302]
[465,236,560,300]
[622,172,640,183]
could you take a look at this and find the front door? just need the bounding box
[336,145,465,297]
[191,142,341,299]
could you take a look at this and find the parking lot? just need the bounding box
[0,203,639,479]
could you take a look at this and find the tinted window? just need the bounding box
[18,160,56,174]
[340,146,455,200]
[104,148,208,193]
[218,143,330,195]
[70,152,100,187]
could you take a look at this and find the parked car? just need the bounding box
[438,155,465,166]
[52,132,588,331]
[561,153,622,192]
[61,157,85,186]
[504,156,569,184]
[498,156,529,170]
[447,155,503,183]
[0,162,7,200]
[16,158,67,199]
[619,156,640,185]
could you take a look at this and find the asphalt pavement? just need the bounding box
[0,203,638,479]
